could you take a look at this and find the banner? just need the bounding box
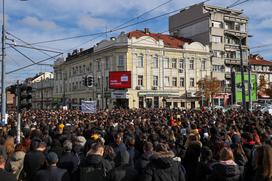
[109,71,131,89]
[81,101,97,113]
[232,72,257,102]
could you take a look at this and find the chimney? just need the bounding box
[80,48,84,52]
[144,28,150,34]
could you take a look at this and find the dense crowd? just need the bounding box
[0,108,272,181]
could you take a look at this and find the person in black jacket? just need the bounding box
[141,143,186,181]
[35,152,70,181]
[0,154,16,181]
[23,139,47,181]
[209,147,240,181]
[135,141,153,174]
[108,150,138,181]
[80,141,112,181]
[58,140,80,181]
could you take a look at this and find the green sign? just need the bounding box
[234,73,257,102]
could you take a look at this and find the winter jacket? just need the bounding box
[135,152,153,174]
[58,151,80,181]
[209,160,240,181]
[23,150,46,181]
[108,164,138,181]
[35,166,70,181]
[9,151,26,180]
[80,154,113,181]
[0,168,17,181]
[142,151,186,181]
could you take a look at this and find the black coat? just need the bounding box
[142,151,186,181]
[80,154,113,181]
[35,166,70,181]
[135,152,152,174]
[23,150,46,181]
[209,161,240,181]
[108,164,138,181]
[0,169,17,181]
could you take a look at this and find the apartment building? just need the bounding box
[31,72,54,109]
[53,29,210,109]
[169,3,249,105]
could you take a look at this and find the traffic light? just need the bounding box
[87,75,94,87]
[18,85,32,111]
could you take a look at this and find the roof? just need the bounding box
[249,54,272,66]
[127,30,192,49]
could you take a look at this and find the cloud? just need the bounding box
[78,16,105,30]
[19,16,58,30]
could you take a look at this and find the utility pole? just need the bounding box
[248,64,252,111]
[239,38,246,110]
[1,0,6,125]
[15,80,21,143]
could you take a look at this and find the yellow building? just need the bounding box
[53,29,211,109]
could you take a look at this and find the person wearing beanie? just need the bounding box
[35,152,70,181]
[58,140,80,181]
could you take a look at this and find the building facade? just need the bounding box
[31,72,54,109]
[169,3,249,105]
[53,29,210,109]
[249,54,272,100]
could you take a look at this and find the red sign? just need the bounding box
[109,71,131,89]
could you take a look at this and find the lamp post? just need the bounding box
[1,0,28,125]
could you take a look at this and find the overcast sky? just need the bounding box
[3,0,272,83]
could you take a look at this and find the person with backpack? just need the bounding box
[80,141,112,181]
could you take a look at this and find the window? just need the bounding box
[172,77,177,87]
[212,65,225,72]
[189,59,194,70]
[179,59,184,69]
[153,56,159,68]
[201,61,206,70]
[240,23,246,32]
[211,36,222,43]
[137,75,143,86]
[97,60,101,71]
[180,77,185,87]
[214,50,223,58]
[172,58,177,69]
[97,77,101,88]
[137,54,144,67]
[164,58,170,68]
[118,55,124,67]
[105,56,110,69]
[83,65,86,73]
[164,76,170,86]
[89,63,92,72]
[153,76,158,86]
[190,78,194,87]
[212,21,223,28]
[105,77,109,90]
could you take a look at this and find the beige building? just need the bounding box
[169,3,249,105]
[31,72,54,109]
[53,29,210,109]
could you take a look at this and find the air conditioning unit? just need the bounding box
[179,69,184,73]
[136,86,141,90]
[152,86,158,90]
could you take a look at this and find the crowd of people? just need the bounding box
[0,108,272,181]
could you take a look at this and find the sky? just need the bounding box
[2,0,272,83]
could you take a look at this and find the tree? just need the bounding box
[259,75,267,90]
[197,76,221,106]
